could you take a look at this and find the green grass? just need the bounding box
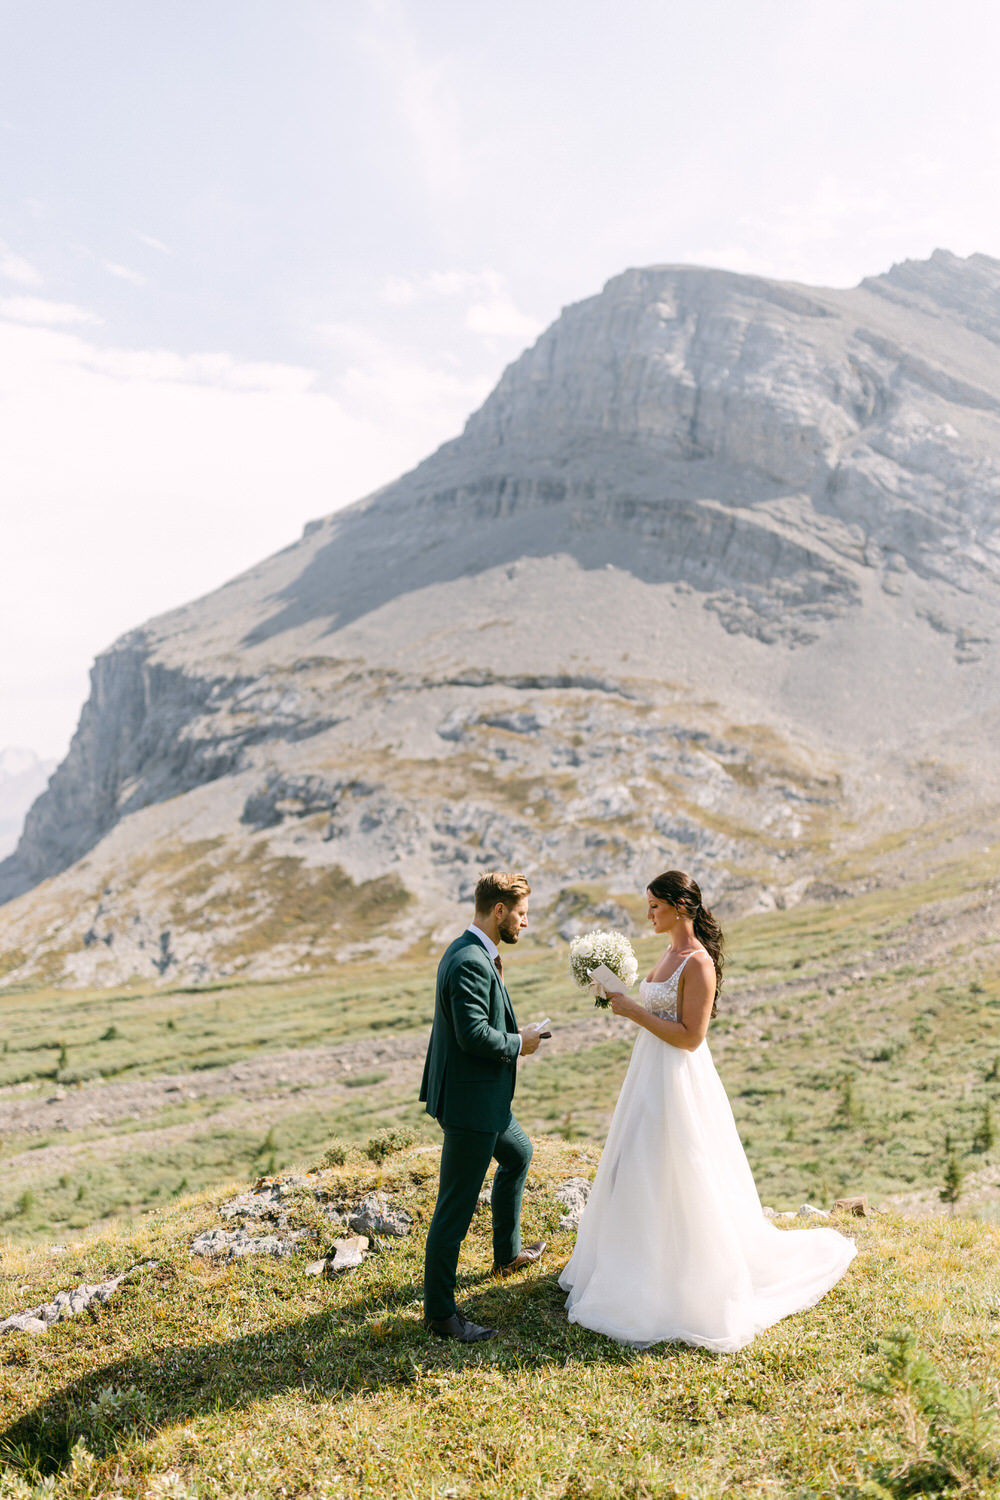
[4,840,1000,1242]
[2,1142,1000,1498]
[4,839,1000,1494]
[0,968,436,1092]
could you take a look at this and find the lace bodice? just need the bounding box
[639,955,692,1021]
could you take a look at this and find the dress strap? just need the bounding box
[668,953,693,986]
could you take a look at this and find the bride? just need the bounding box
[559,870,856,1352]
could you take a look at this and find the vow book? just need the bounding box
[588,963,631,996]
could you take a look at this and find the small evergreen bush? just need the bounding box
[861,1329,1000,1495]
[972,1101,995,1155]
[363,1126,415,1164]
[940,1151,963,1214]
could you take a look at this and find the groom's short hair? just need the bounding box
[474,872,531,913]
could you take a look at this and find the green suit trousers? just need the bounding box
[423,1112,533,1320]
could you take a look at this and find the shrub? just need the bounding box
[343,1070,387,1089]
[940,1152,963,1214]
[363,1126,415,1164]
[321,1140,349,1167]
[836,1074,858,1126]
[972,1101,995,1155]
[861,1330,1000,1495]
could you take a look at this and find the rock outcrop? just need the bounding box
[0,748,57,861]
[2,250,999,986]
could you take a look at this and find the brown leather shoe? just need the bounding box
[424,1311,498,1342]
[492,1240,547,1277]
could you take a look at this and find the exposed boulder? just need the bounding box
[0,1263,156,1337]
[554,1177,592,1229]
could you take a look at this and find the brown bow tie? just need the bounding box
[494,954,504,980]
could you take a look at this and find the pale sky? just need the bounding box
[2,0,1000,760]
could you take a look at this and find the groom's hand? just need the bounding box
[519,1027,542,1055]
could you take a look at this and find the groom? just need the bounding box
[420,871,548,1342]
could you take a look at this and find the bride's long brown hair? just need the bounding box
[647,870,724,1015]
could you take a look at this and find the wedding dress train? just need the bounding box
[559,960,856,1352]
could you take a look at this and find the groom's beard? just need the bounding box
[498,916,523,944]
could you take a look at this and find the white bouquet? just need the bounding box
[569,929,639,1008]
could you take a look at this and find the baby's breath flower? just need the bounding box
[569,930,639,1007]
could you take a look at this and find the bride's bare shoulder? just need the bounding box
[683,949,716,983]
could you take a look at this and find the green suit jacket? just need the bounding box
[419,930,521,1132]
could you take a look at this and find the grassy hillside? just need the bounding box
[2,838,1000,1244]
[2,1140,1000,1498]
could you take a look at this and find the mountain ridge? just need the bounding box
[2,250,999,987]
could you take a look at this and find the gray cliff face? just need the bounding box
[444,255,1000,601]
[9,637,341,893]
[236,251,999,656]
[14,641,234,888]
[3,251,999,982]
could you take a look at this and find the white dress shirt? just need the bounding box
[466,923,522,1055]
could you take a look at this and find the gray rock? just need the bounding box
[348,1191,412,1238]
[554,1177,592,1229]
[0,1262,155,1336]
[325,1236,369,1274]
[0,749,57,863]
[190,1227,304,1261]
[833,1195,871,1217]
[0,1314,48,1334]
[798,1203,831,1219]
[219,1186,285,1221]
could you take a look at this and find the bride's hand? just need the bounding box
[607,990,636,1019]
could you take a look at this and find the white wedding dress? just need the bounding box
[559,960,857,1352]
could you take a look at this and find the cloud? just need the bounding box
[0,240,43,287]
[379,267,542,345]
[360,0,466,196]
[677,177,898,288]
[382,274,419,306]
[0,311,487,758]
[0,296,98,325]
[83,344,314,393]
[102,259,147,287]
[465,297,542,343]
[319,318,491,422]
[131,230,173,255]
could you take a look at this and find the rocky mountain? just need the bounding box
[0,749,56,861]
[2,249,999,987]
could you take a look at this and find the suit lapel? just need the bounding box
[488,956,517,1031]
[464,931,518,1033]
[500,976,517,1032]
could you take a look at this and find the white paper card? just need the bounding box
[588,963,631,995]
